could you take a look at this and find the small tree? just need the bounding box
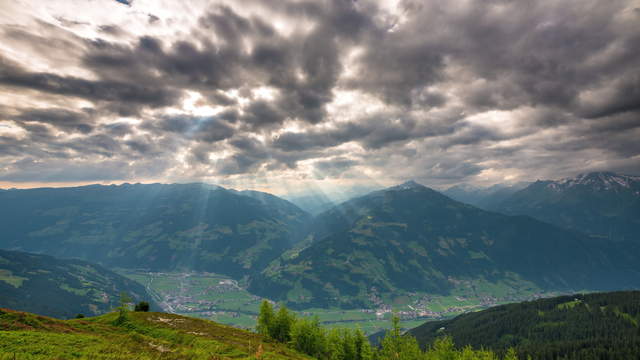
[271,304,295,342]
[290,316,326,357]
[377,314,422,360]
[424,336,456,360]
[134,301,150,312]
[114,292,133,325]
[257,300,275,337]
[75,314,85,319]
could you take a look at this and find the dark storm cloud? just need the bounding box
[0,56,181,113]
[272,112,458,152]
[579,75,640,119]
[143,115,235,144]
[13,108,94,134]
[241,101,285,129]
[1,0,639,185]
[103,122,133,137]
[76,2,371,127]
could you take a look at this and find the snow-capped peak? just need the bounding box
[393,180,425,190]
[548,172,640,192]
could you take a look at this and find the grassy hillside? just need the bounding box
[409,290,640,359]
[0,249,156,319]
[0,308,309,360]
[0,183,310,277]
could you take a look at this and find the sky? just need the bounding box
[0,0,639,195]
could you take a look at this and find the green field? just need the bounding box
[118,270,563,335]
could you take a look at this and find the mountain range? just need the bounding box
[442,182,530,210]
[0,249,155,318]
[490,172,640,243]
[249,181,640,308]
[0,183,309,277]
[1,172,639,313]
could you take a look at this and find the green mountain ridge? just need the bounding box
[0,249,156,319]
[409,290,640,359]
[0,183,310,277]
[249,181,640,309]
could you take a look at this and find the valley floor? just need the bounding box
[118,270,572,335]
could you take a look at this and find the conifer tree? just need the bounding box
[377,314,422,360]
[354,328,373,360]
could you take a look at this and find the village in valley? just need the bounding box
[120,270,555,334]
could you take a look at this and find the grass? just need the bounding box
[557,299,582,310]
[0,308,309,360]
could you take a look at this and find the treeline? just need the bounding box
[256,300,517,360]
[410,291,640,360]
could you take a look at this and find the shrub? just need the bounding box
[134,301,150,312]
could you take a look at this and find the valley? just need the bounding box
[119,269,561,335]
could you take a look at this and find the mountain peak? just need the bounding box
[392,180,425,190]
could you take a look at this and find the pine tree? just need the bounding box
[424,336,457,360]
[377,314,422,360]
[354,328,373,360]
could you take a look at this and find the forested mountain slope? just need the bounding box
[410,290,640,360]
[0,183,310,277]
[0,249,155,318]
[249,181,640,308]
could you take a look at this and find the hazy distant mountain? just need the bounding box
[492,172,640,242]
[284,193,337,215]
[249,181,638,309]
[0,249,155,319]
[0,183,310,277]
[443,182,530,210]
[284,185,381,215]
[409,290,640,359]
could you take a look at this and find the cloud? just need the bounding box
[0,0,639,191]
[114,0,132,7]
[13,108,95,134]
[0,55,181,115]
